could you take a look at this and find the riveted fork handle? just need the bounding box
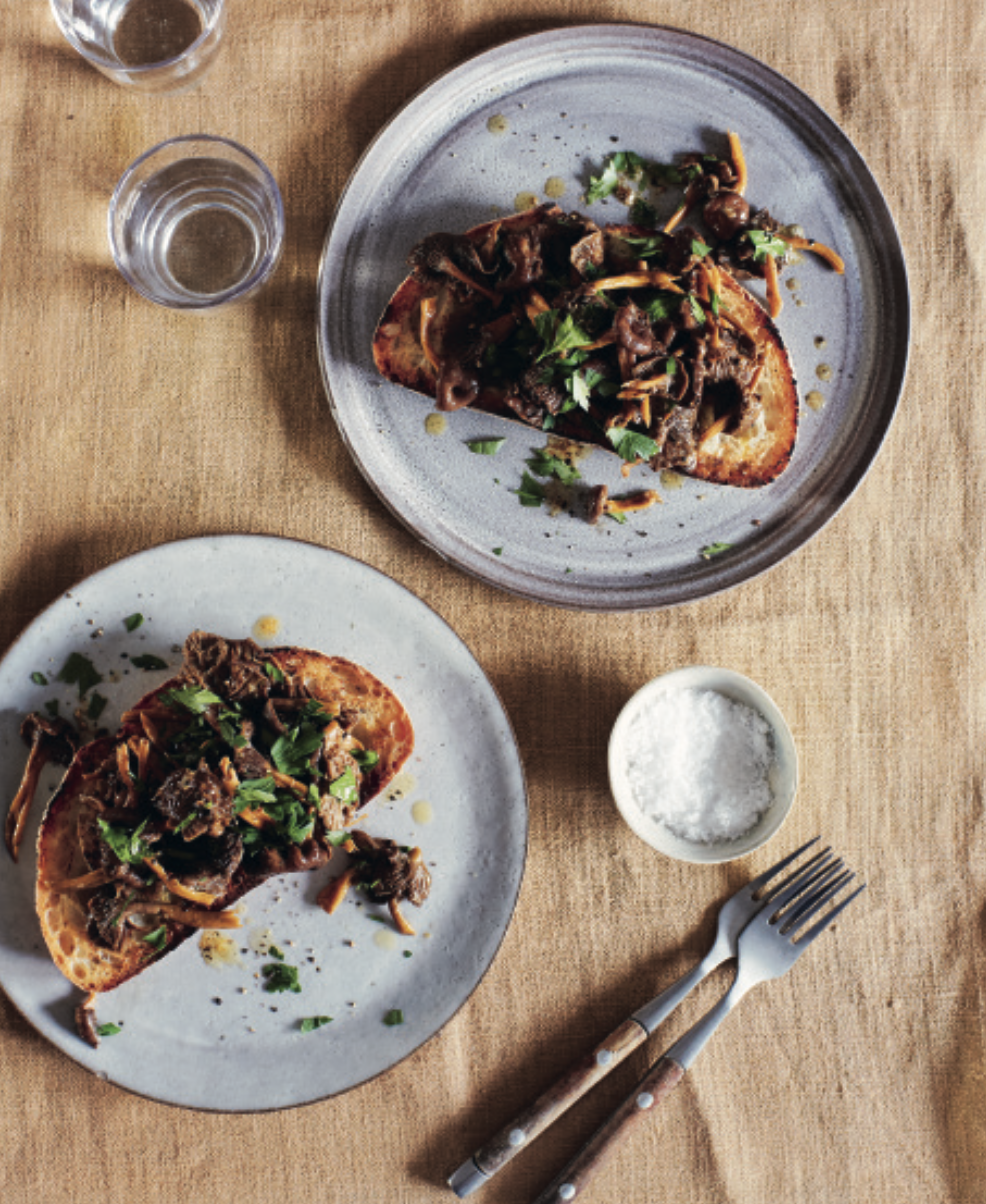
[449,1017,648,1195]
[530,1056,686,1204]
[449,961,713,1196]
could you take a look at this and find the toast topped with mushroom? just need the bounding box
[373,204,797,488]
[33,631,415,999]
[373,137,845,497]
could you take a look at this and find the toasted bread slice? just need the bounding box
[373,207,798,488]
[35,633,413,995]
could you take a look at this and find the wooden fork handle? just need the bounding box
[530,1056,686,1204]
[467,1017,648,1182]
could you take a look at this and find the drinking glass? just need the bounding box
[109,135,285,311]
[50,0,226,93]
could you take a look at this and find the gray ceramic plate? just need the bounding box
[316,24,908,610]
[0,536,527,1111]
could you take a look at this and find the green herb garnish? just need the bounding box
[162,685,222,714]
[466,437,506,456]
[585,150,646,203]
[534,311,592,361]
[527,448,580,485]
[130,654,168,671]
[300,1016,332,1033]
[142,926,168,951]
[606,428,660,463]
[747,229,788,262]
[30,671,47,686]
[687,294,706,326]
[268,945,285,961]
[124,613,144,632]
[353,749,379,770]
[96,1023,122,1038]
[233,776,277,813]
[328,766,359,806]
[700,542,733,559]
[262,962,302,994]
[97,817,151,866]
[87,692,108,722]
[383,1009,405,1027]
[513,471,547,508]
[57,652,102,699]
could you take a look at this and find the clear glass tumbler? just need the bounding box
[50,0,226,93]
[109,135,285,311]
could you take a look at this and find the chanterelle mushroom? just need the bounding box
[4,712,78,861]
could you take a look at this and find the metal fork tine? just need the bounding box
[781,870,855,933]
[746,835,821,894]
[765,852,842,916]
[794,883,867,947]
[759,847,832,903]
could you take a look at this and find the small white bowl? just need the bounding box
[608,666,798,864]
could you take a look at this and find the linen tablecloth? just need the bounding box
[1,2,983,1201]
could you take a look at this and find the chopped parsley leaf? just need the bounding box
[123,613,144,632]
[87,692,108,722]
[130,654,168,671]
[233,776,277,813]
[268,945,285,961]
[329,766,359,806]
[629,196,659,227]
[383,1009,405,1027]
[142,926,168,951]
[97,817,151,866]
[513,471,547,508]
[57,652,102,699]
[642,292,681,323]
[700,542,733,559]
[687,294,706,326]
[262,962,301,994]
[30,671,47,686]
[353,749,379,770]
[606,427,660,463]
[466,437,506,456]
[96,1023,122,1038]
[534,310,592,361]
[747,229,788,262]
[322,830,352,847]
[527,448,580,486]
[621,234,667,261]
[585,150,647,203]
[300,1016,332,1033]
[162,685,222,715]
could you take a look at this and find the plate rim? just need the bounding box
[316,22,910,612]
[0,532,529,1112]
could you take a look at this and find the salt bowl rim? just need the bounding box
[607,665,799,865]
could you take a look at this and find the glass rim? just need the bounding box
[107,133,285,311]
[49,0,225,78]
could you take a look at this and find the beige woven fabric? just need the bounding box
[1,2,984,1202]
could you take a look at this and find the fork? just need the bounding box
[449,836,829,1197]
[529,856,865,1204]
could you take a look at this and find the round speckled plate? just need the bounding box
[0,536,527,1111]
[316,24,908,610]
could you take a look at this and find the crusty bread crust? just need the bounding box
[35,641,414,995]
[372,210,798,488]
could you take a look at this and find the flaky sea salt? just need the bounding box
[624,687,774,843]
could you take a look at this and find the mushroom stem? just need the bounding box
[4,743,46,862]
